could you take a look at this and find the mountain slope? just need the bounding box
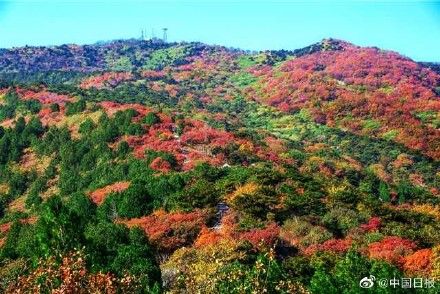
[0,39,439,293]
[247,39,440,159]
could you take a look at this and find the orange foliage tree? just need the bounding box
[367,236,416,267]
[120,209,207,253]
[403,248,432,277]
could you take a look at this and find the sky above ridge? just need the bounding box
[0,0,439,61]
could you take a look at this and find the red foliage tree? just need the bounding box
[88,182,130,205]
[238,223,280,250]
[80,72,133,89]
[149,157,172,172]
[17,88,73,105]
[360,217,381,232]
[368,236,416,266]
[304,238,352,255]
[120,210,207,253]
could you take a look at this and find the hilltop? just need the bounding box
[0,39,236,73]
[0,38,439,292]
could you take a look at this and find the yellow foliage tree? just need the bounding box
[432,245,440,280]
[412,204,440,220]
[161,240,245,293]
[227,182,260,203]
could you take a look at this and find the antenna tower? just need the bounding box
[162,28,168,42]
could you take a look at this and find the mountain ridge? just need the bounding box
[1,38,437,74]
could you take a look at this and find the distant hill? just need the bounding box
[420,62,440,75]
[0,39,232,73]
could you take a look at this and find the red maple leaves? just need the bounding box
[149,157,172,172]
[368,236,416,266]
[120,210,207,253]
[360,217,382,232]
[304,238,352,255]
[238,223,280,249]
[88,182,131,205]
[80,72,133,89]
[17,88,73,105]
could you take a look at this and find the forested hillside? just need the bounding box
[0,38,439,293]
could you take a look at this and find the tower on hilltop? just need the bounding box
[162,28,168,43]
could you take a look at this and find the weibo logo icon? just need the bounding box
[359,275,375,288]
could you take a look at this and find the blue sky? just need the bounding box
[0,1,439,61]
